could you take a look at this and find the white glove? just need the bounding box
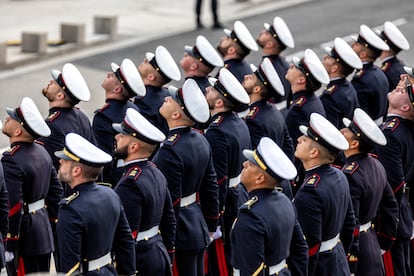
[381,249,386,255]
[211,226,222,240]
[5,251,14,262]
[411,221,414,240]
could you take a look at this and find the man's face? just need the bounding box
[138,58,155,79]
[242,73,258,95]
[285,64,305,85]
[42,80,61,102]
[114,133,130,160]
[240,160,260,192]
[2,117,19,138]
[387,79,411,110]
[351,41,365,58]
[159,96,181,119]
[294,135,312,161]
[322,55,336,73]
[180,53,196,72]
[101,72,121,92]
[58,159,73,183]
[340,127,355,149]
[217,37,233,57]
[256,30,272,49]
[205,87,221,110]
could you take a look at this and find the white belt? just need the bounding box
[136,225,159,242]
[180,193,196,207]
[229,174,240,188]
[233,259,287,276]
[87,252,111,271]
[27,199,45,213]
[319,233,340,252]
[359,221,372,232]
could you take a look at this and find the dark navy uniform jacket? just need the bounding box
[0,163,9,268]
[265,55,291,105]
[320,78,359,130]
[92,99,139,184]
[343,153,398,275]
[351,62,389,121]
[381,56,406,92]
[2,142,63,256]
[152,126,219,250]
[205,112,251,226]
[231,189,308,276]
[245,100,294,159]
[57,182,135,275]
[294,164,356,276]
[115,159,176,275]
[376,116,414,239]
[220,59,253,83]
[38,107,96,171]
[134,85,169,135]
[285,90,326,148]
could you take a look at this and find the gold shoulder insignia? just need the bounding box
[246,106,259,119]
[96,182,112,188]
[61,191,80,206]
[47,111,61,122]
[381,61,391,72]
[342,162,360,175]
[304,174,320,187]
[383,118,400,132]
[3,145,21,156]
[243,196,258,210]
[294,96,307,107]
[126,166,142,181]
[212,115,224,126]
[325,84,337,94]
[356,69,365,78]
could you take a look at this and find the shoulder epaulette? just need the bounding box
[241,196,258,210]
[46,111,61,122]
[293,96,306,107]
[304,174,320,187]
[126,166,142,181]
[355,69,365,78]
[60,191,80,206]
[96,182,112,188]
[246,106,259,119]
[98,102,110,113]
[325,84,338,95]
[224,63,230,69]
[381,61,391,72]
[342,162,360,175]
[3,145,21,156]
[164,133,180,146]
[34,140,44,146]
[383,118,400,132]
[211,115,224,126]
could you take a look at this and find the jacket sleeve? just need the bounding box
[287,219,309,276]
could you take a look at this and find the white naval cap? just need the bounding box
[352,24,389,52]
[113,108,165,144]
[292,49,330,85]
[264,16,295,49]
[55,133,112,167]
[184,35,224,68]
[401,67,414,105]
[224,20,259,52]
[378,21,410,51]
[210,68,250,107]
[343,108,387,147]
[145,45,181,81]
[111,58,146,97]
[51,63,91,103]
[168,78,210,123]
[404,66,414,77]
[324,37,363,70]
[243,137,297,180]
[7,97,51,138]
[250,58,285,96]
[299,113,349,153]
